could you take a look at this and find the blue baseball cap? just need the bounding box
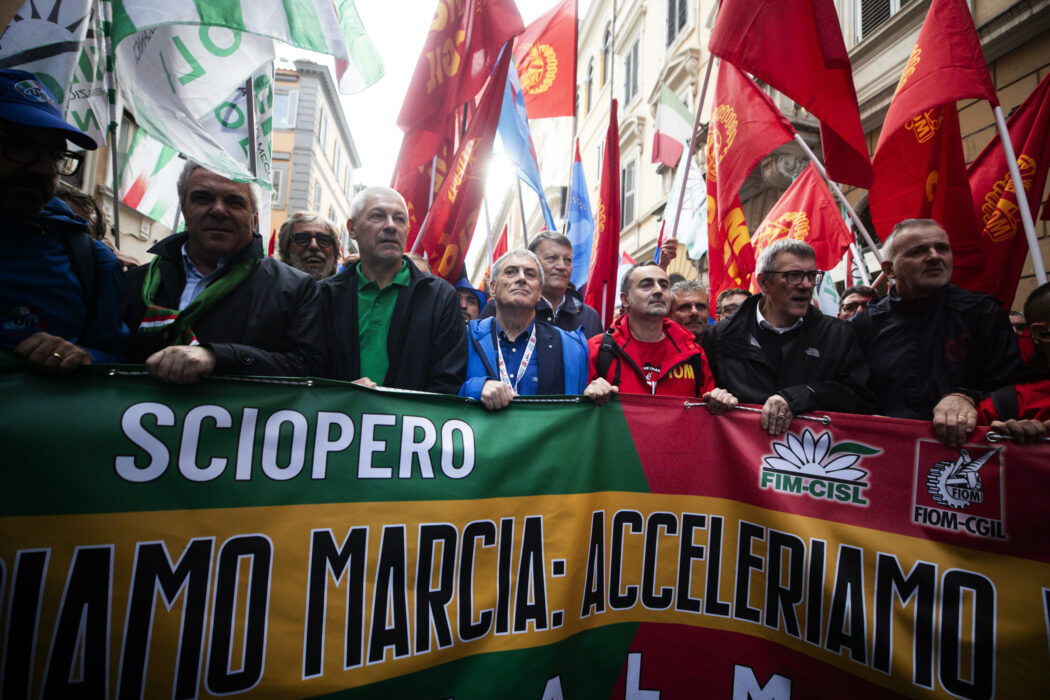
[0,69,97,150]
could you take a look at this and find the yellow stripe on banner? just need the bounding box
[1,493,1047,696]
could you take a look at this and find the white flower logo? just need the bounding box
[763,429,874,482]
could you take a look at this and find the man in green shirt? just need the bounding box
[320,186,466,393]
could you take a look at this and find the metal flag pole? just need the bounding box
[669,55,716,243]
[848,242,872,286]
[244,78,258,178]
[516,178,529,246]
[992,104,1047,284]
[102,0,121,249]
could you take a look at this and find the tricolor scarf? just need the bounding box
[137,255,258,346]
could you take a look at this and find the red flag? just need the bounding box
[709,0,872,188]
[396,0,523,167]
[963,73,1050,301]
[392,122,456,247]
[415,47,512,283]
[513,0,576,119]
[747,163,854,292]
[868,0,997,276]
[267,229,276,257]
[706,62,796,297]
[585,100,621,327]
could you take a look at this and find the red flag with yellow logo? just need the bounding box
[963,73,1050,301]
[392,120,456,247]
[706,62,795,297]
[414,48,511,283]
[868,0,997,275]
[585,100,621,327]
[396,0,523,169]
[709,0,872,188]
[513,0,576,119]
[748,163,853,292]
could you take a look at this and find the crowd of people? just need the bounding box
[3,68,1048,447]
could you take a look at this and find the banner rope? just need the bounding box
[683,402,832,425]
[105,369,316,387]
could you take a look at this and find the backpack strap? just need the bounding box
[58,230,98,337]
[989,384,1020,421]
[595,330,621,385]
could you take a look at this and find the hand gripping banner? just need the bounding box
[1,367,1048,698]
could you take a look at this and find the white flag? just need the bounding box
[663,145,708,261]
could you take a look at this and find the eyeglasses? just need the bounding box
[766,269,823,285]
[718,303,742,318]
[840,300,871,313]
[290,231,336,248]
[0,130,84,176]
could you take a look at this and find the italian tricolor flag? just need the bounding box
[651,83,692,168]
[119,129,184,231]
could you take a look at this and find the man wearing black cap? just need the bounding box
[0,69,128,373]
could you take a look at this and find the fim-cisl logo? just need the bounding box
[759,429,879,505]
[913,442,1007,540]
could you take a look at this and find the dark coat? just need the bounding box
[123,232,326,377]
[704,294,874,415]
[853,283,1024,419]
[319,262,467,394]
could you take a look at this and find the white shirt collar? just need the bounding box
[756,301,804,334]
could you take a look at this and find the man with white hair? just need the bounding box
[123,162,325,383]
[704,238,873,434]
[320,185,465,393]
[277,211,341,281]
[460,249,589,409]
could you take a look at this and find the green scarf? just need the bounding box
[137,254,259,346]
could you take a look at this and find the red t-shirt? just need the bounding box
[626,338,703,396]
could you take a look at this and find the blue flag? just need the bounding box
[498,59,557,231]
[566,140,594,292]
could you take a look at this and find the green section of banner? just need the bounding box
[312,625,638,699]
[0,367,647,517]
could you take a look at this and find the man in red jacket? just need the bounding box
[585,262,736,412]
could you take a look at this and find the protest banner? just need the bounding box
[1,366,1048,698]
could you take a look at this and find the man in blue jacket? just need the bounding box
[460,249,589,410]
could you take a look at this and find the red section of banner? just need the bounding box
[617,394,1050,563]
[585,100,621,326]
[709,0,872,188]
[963,73,1050,301]
[414,48,511,283]
[513,0,576,119]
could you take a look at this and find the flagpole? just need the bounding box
[102,0,121,250]
[792,134,884,264]
[516,178,529,246]
[245,78,258,178]
[848,242,872,285]
[562,0,580,236]
[669,55,715,243]
[993,104,1047,284]
[484,197,494,269]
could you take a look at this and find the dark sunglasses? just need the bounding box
[290,231,336,248]
[840,300,871,313]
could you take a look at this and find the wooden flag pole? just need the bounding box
[792,134,883,264]
[993,104,1047,284]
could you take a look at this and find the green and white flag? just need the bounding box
[663,145,708,261]
[109,0,382,93]
[812,264,841,317]
[118,128,183,230]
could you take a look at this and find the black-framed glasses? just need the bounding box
[0,129,83,176]
[840,300,871,313]
[291,231,336,248]
[766,269,823,285]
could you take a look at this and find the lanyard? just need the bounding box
[494,324,537,394]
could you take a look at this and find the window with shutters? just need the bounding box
[601,25,612,85]
[856,0,913,41]
[667,0,688,46]
[621,159,636,225]
[624,39,640,104]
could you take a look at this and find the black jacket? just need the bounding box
[319,261,467,394]
[853,283,1024,420]
[480,286,604,338]
[123,232,326,377]
[704,294,874,416]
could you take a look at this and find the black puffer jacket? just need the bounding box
[320,262,467,394]
[123,232,325,377]
[853,283,1023,419]
[704,293,874,416]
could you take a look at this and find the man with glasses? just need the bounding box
[277,211,341,280]
[837,285,877,320]
[0,69,128,373]
[715,288,750,321]
[122,162,325,383]
[705,239,873,435]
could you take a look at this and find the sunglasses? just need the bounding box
[290,231,336,248]
[840,300,871,313]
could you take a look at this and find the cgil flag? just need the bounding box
[965,73,1050,301]
[513,0,576,119]
[585,101,621,326]
[566,139,594,293]
[109,0,383,93]
[748,163,853,293]
[709,0,872,188]
[652,83,692,168]
[497,58,557,231]
[868,0,998,285]
[706,61,795,297]
[414,47,512,283]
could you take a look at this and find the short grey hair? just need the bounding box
[349,185,407,221]
[670,279,707,300]
[492,248,545,288]
[882,218,945,261]
[176,161,260,216]
[277,211,339,261]
[620,261,663,295]
[755,238,816,275]
[528,230,572,253]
